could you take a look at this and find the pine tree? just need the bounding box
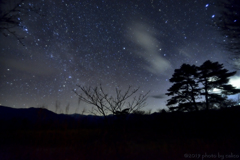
[166,64,200,111]
[198,60,240,110]
[166,60,240,112]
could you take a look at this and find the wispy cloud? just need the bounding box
[233,58,240,69]
[127,22,172,75]
[2,58,58,76]
[151,94,166,99]
[229,75,240,89]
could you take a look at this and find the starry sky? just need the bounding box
[0,0,239,114]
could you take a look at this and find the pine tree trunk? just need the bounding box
[192,97,198,111]
[204,78,209,110]
[205,89,209,110]
[189,83,198,111]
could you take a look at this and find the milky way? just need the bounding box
[0,0,238,113]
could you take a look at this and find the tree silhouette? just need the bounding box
[0,0,42,45]
[166,60,240,112]
[198,60,240,110]
[238,94,240,105]
[73,84,149,119]
[166,64,200,111]
[114,108,130,116]
[215,0,240,68]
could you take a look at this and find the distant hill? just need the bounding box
[0,105,79,130]
[1,105,240,131]
[0,105,60,121]
[0,106,107,129]
[0,105,104,121]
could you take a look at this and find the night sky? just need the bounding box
[1,0,239,114]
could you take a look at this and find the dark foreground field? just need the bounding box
[0,106,240,160]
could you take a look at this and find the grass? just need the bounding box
[0,127,239,160]
[1,106,240,159]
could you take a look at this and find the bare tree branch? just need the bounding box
[0,0,44,45]
[73,84,150,118]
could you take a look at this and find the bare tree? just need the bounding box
[73,84,150,118]
[0,0,43,45]
[214,0,240,69]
